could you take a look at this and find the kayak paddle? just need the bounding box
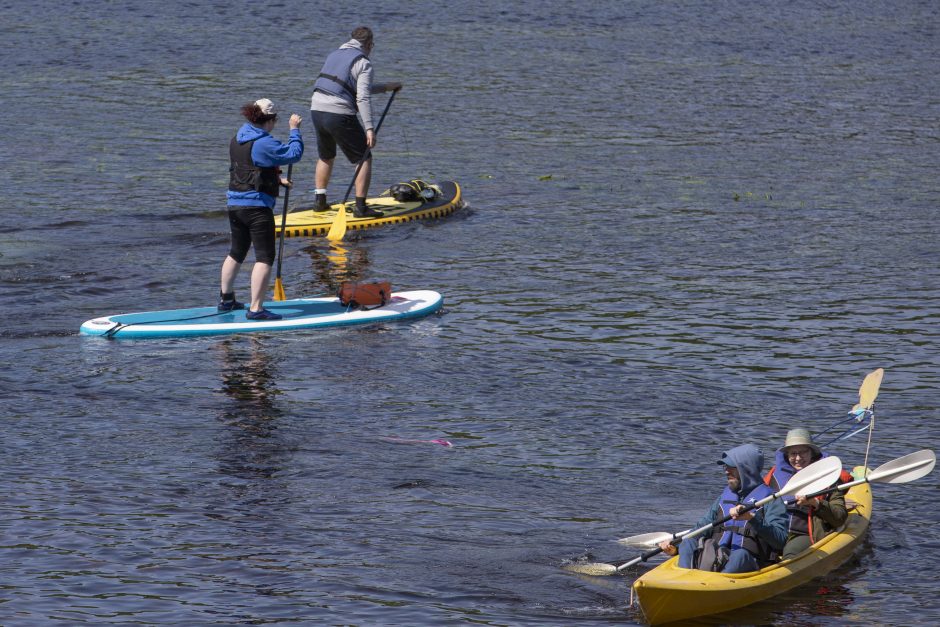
[619,370,889,549]
[802,449,935,500]
[616,529,692,549]
[620,449,936,550]
[327,89,399,242]
[565,456,843,576]
[273,163,293,301]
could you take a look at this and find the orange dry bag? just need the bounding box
[338,281,392,308]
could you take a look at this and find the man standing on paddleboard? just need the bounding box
[221,98,304,321]
[309,26,401,218]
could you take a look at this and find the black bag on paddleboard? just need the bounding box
[338,281,391,309]
[389,179,438,202]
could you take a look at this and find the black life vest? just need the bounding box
[229,137,279,198]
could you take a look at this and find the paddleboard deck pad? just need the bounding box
[280,180,463,237]
[80,290,443,339]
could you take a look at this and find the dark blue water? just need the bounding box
[2,1,939,624]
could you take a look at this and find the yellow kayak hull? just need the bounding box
[278,180,464,238]
[632,467,872,625]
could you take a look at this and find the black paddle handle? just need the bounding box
[710,502,759,529]
[275,163,293,276]
[340,89,399,205]
[622,502,762,567]
[640,544,668,563]
[802,481,854,501]
[615,538,677,569]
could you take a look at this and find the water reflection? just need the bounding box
[299,240,371,294]
[216,337,280,422]
[214,337,284,480]
[690,566,863,626]
[694,583,854,627]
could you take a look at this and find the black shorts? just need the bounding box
[311,109,369,163]
[227,206,276,265]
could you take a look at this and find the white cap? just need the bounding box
[254,98,277,115]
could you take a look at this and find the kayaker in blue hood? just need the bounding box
[659,443,788,573]
[719,443,767,497]
[219,98,303,321]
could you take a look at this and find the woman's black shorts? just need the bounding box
[227,205,275,265]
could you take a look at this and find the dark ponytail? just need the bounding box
[240,102,276,125]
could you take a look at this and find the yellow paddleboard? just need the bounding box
[279,180,464,238]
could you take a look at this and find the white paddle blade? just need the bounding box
[779,456,843,499]
[563,562,618,576]
[868,449,936,484]
[616,531,689,548]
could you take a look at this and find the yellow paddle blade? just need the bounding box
[853,368,884,411]
[273,277,286,301]
[327,205,348,241]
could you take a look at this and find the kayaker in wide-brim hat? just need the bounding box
[765,428,850,560]
[778,428,822,461]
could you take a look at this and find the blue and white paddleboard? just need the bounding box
[80,290,443,339]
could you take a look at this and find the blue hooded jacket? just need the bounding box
[227,123,303,209]
[695,443,789,553]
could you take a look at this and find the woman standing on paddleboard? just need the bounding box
[221,98,303,320]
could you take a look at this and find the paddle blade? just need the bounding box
[563,561,618,576]
[616,530,691,548]
[273,277,286,302]
[327,205,348,241]
[853,368,884,411]
[867,449,936,484]
[778,456,844,499]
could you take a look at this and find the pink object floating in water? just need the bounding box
[380,436,453,447]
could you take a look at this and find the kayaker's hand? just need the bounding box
[280,176,292,188]
[366,129,376,149]
[386,82,403,93]
[794,494,820,507]
[730,505,754,521]
[658,540,678,555]
[289,114,302,130]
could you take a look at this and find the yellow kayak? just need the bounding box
[278,180,464,238]
[632,466,872,625]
